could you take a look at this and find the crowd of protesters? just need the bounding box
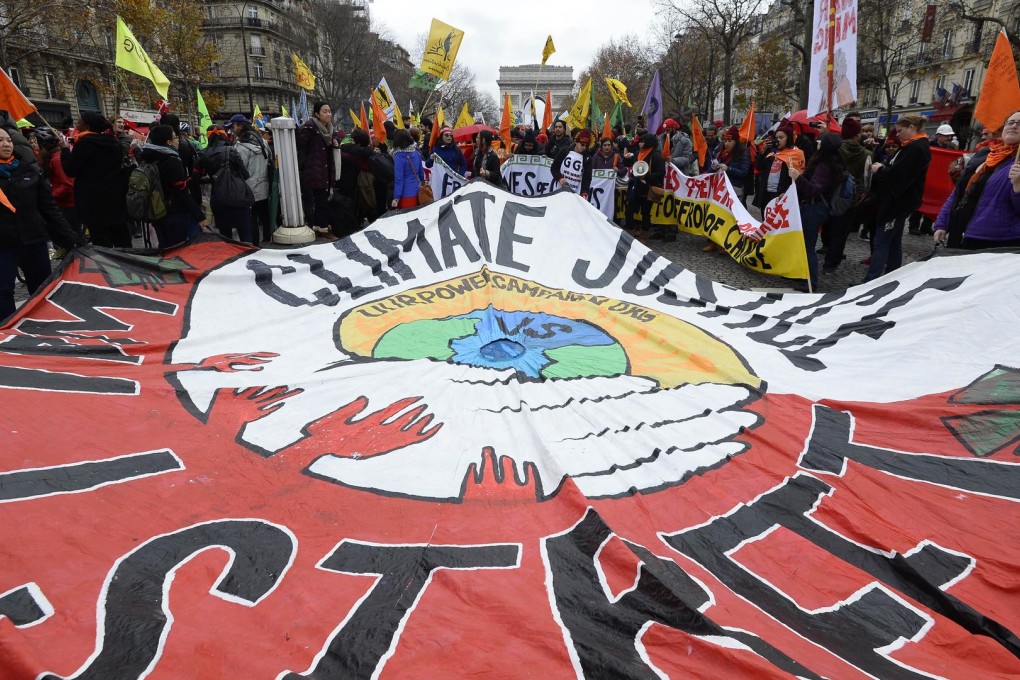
[2,95,1019,316]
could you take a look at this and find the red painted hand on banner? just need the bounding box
[207,385,304,435]
[279,396,442,466]
[196,352,279,372]
[461,447,541,503]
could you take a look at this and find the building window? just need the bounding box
[8,67,20,90]
[892,82,901,104]
[963,68,975,96]
[935,75,946,92]
[909,79,921,103]
[250,34,265,56]
[971,21,983,52]
[942,30,952,58]
[44,73,57,99]
[247,6,258,19]
[253,63,265,80]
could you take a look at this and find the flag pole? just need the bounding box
[826,0,836,125]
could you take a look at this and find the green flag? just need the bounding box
[610,101,625,132]
[409,70,440,91]
[589,85,603,133]
[115,16,170,98]
[196,88,212,149]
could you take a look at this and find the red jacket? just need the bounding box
[47,152,75,209]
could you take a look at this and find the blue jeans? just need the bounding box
[0,242,51,321]
[155,212,200,249]
[800,201,829,288]
[865,215,906,282]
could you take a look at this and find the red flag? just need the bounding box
[691,114,708,169]
[542,89,553,133]
[0,68,37,123]
[359,102,369,132]
[739,101,756,144]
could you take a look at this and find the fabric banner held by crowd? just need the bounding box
[919,146,967,221]
[2,192,1020,676]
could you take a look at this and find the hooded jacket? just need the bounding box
[61,132,128,226]
[426,139,468,175]
[0,161,83,249]
[234,131,272,202]
[838,139,872,183]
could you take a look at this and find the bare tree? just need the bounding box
[573,36,657,125]
[308,0,385,113]
[948,0,1020,50]
[661,0,767,123]
[733,35,798,114]
[657,18,721,120]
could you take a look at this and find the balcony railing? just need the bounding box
[249,46,266,56]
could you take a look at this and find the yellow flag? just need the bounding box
[420,19,464,81]
[605,78,633,108]
[566,77,592,130]
[455,102,473,129]
[542,36,556,66]
[115,16,170,98]
[349,108,360,129]
[293,53,316,90]
[393,101,405,130]
[435,106,446,128]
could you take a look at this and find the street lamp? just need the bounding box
[223,1,256,115]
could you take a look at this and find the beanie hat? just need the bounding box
[884,127,901,147]
[722,125,740,141]
[936,124,955,136]
[663,118,680,130]
[776,122,796,140]
[713,120,725,129]
[840,117,861,139]
[535,133,548,144]
[575,128,593,143]
[227,114,248,125]
[439,126,453,135]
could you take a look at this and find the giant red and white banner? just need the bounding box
[1,184,1020,677]
[808,0,858,116]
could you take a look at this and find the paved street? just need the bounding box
[12,218,937,309]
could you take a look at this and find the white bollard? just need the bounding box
[270,116,315,245]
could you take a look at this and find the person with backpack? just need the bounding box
[59,111,130,247]
[135,124,207,248]
[0,128,85,319]
[229,115,273,243]
[788,133,846,291]
[194,125,253,244]
[821,117,870,274]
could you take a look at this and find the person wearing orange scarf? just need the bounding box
[753,123,805,212]
[0,128,85,319]
[933,111,1020,249]
[863,115,931,282]
[622,132,666,240]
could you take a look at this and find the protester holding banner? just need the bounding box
[59,111,131,248]
[622,132,665,240]
[425,127,467,175]
[933,111,1020,249]
[0,128,84,319]
[296,101,337,235]
[702,126,752,252]
[391,129,426,209]
[516,130,542,156]
[863,115,931,282]
[551,128,594,196]
[789,133,846,290]
[473,130,504,188]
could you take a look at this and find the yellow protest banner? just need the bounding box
[293,53,316,90]
[115,16,170,98]
[566,78,592,130]
[420,19,464,81]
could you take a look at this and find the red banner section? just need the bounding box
[1,188,1020,678]
[919,146,965,221]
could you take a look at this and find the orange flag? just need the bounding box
[601,112,613,140]
[370,89,388,143]
[0,186,15,214]
[691,114,708,169]
[739,100,756,144]
[662,132,671,158]
[974,29,1020,130]
[499,93,512,149]
[359,101,369,131]
[429,111,442,149]
[0,67,36,122]
[542,89,553,133]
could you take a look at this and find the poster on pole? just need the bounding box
[807,0,858,116]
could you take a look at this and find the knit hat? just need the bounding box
[535,133,548,144]
[439,126,453,135]
[663,118,680,130]
[722,125,740,141]
[840,117,862,139]
[575,128,593,143]
[884,127,901,147]
[713,120,725,129]
[227,114,248,125]
[936,124,955,136]
[776,122,796,140]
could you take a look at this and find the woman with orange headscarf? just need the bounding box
[753,122,805,212]
[933,111,1020,249]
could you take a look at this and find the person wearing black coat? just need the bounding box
[137,125,207,249]
[0,128,85,319]
[623,132,666,239]
[194,129,252,244]
[863,115,931,282]
[296,101,337,234]
[473,130,504,188]
[544,119,572,159]
[161,114,202,212]
[60,111,130,247]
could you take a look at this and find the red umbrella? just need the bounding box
[452,124,498,142]
[786,110,841,137]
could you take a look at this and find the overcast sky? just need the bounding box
[378,1,661,103]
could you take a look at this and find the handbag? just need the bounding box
[405,154,433,205]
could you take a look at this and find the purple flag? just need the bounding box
[642,69,662,135]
